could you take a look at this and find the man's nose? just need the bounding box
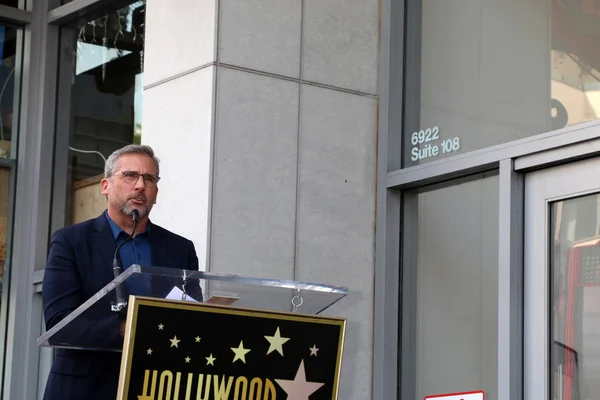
[133,175,146,190]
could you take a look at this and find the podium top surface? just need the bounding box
[37,265,348,351]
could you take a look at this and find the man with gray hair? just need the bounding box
[41,144,201,400]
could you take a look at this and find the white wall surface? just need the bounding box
[142,0,218,269]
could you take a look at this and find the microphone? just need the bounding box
[111,210,139,313]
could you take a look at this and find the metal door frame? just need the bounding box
[378,108,600,398]
[524,156,600,399]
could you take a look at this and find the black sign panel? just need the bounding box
[117,297,346,400]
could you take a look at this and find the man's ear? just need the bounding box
[100,178,110,195]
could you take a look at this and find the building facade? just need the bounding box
[0,0,599,399]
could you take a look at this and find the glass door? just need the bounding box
[525,157,600,400]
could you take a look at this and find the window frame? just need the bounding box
[1,0,141,398]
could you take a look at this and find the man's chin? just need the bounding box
[122,205,148,218]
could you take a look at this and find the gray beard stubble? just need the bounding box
[116,199,148,218]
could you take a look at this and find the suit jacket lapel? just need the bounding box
[91,214,117,273]
[150,224,168,268]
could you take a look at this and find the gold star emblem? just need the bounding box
[170,335,181,348]
[158,323,164,330]
[185,356,191,363]
[275,360,324,399]
[309,344,319,356]
[231,341,251,363]
[195,336,201,343]
[264,327,290,356]
[146,348,153,355]
[205,354,216,366]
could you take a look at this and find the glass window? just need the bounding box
[404,0,600,167]
[0,23,21,286]
[0,25,20,382]
[551,193,600,399]
[404,175,499,399]
[0,1,23,8]
[0,167,10,295]
[0,25,20,160]
[59,1,145,226]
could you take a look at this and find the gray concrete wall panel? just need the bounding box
[296,84,377,399]
[302,0,379,94]
[211,67,299,279]
[219,0,301,78]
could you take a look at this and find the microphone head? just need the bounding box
[132,209,139,221]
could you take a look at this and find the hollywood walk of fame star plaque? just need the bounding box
[117,296,346,400]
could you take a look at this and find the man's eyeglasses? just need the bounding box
[113,171,160,187]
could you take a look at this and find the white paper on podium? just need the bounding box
[165,286,199,303]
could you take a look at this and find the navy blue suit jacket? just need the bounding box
[42,213,200,400]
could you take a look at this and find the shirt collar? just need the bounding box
[104,210,151,240]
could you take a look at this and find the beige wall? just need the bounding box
[70,175,106,224]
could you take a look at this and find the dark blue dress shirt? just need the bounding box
[105,211,151,295]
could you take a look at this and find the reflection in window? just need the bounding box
[0,24,21,298]
[551,194,600,400]
[0,25,20,159]
[404,0,600,167]
[66,1,145,225]
[409,176,499,400]
[0,1,21,8]
[551,1,600,130]
[0,167,9,295]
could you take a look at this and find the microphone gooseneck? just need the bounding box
[113,210,139,269]
[111,210,140,313]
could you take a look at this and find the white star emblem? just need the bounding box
[264,327,290,356]
[195,336,201,343]
[309,344,319,356]
[170,335,180,348]
[275,360,324,399]
[231,341,251,363]
[158,323,164,330]
[185,356,191,363]
[146,348,153,355]
[206,354,216,366]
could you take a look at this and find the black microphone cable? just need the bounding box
[111,209,139,312]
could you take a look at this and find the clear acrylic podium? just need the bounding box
[36,265,348,352]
